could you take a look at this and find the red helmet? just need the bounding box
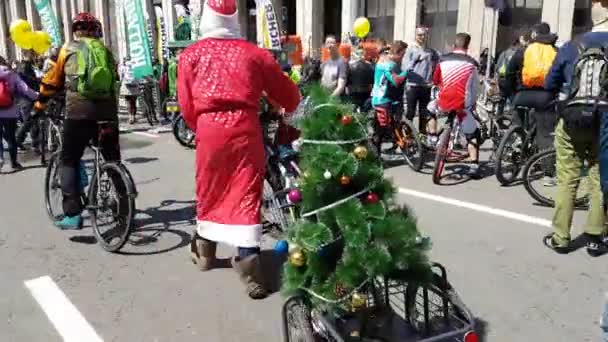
[72,12,100,33]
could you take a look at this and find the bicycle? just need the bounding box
[476,79,512,159]
[494,105,536,185]
[44,121,138,252]
[371,105,424,171]
[37,95,65,166]
[522,148,590,208]
[432,111,471,185]
[169,98,195,149]
[260,109,301,238]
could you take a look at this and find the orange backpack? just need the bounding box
[521,42,557,88]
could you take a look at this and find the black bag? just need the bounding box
[560,42,608,129]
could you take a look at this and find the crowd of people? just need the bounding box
[0,0,608,302]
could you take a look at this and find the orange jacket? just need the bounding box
[35,45,69,110]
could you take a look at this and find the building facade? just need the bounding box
[0,0,597,63]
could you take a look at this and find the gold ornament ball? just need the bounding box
[353,146,368,159]
[351,292,368,310]
[340,175,351,185]
[289,249,307,267]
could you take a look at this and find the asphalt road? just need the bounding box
[1,129,606,342]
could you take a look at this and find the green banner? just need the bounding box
[123,0,154,79]
[34,0,62,47]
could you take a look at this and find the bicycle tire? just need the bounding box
[522,149,589,208]
[282,297,316,342]
[399,119,425,172]
[495,126,526,186]
[44,152,63,221]
[141,99,156,127]
[432,127,452,185]
[172,114,195,149]
[88,162,135,253]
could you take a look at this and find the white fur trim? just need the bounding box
[199,1,242,40]
[197,220,262,248]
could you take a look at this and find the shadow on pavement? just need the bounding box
[474,317,490,341]
[124,157,159,165]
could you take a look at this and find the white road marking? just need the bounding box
[133,131,160,138]
[398,187,552,228]
[24,276,104,342]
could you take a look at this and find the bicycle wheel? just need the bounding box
[397,119,425,172]
[141,98,156,126]
[172,114,195,149]
[495,126,526,185]
[44,152,63,221]
[88,162,135,252]
[522,149,590,208]
[282,297,316,342]
[432,127,452,185]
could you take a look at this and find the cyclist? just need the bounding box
[429,33,482,178]
[542,0,608,256]
[371,41,408,150]
[36,12,120,230]
[504,23,558,161]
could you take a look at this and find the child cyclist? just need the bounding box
[371,41,409,152]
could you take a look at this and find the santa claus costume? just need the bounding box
[177,0,300,299]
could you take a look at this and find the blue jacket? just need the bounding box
[545,31,608,197]
[545,31,608,93]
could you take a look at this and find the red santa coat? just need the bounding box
[177,38,300,247]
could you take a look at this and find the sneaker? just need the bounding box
[467,163,481,179]
[54,215,83,230]
[585,233,608,257]
[543,233,571,254]
[543,176,557,187]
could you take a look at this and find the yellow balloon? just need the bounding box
[10,19,32,36]
[32,31,52,55]
[353,17,371,39]
[12,30,33,50]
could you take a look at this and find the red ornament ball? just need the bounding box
[366,192,380,204]
[288,189,303,203]
[341,114,353,126]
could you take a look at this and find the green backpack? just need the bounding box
[75,38,115,99]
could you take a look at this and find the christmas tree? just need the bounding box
[281,86,432,312]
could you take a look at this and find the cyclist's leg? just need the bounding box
[462,110,481,164]
[418,87,433,134]
[99,121,122,162]
[60,120,96,218]
[404,87,418,121]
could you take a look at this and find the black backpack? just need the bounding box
[561,42,608,128]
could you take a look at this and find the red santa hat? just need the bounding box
[199,0,242,39]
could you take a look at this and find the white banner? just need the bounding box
[154,5,169,63]
[255,0,281,50]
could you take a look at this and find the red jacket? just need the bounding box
[433,50,479,113]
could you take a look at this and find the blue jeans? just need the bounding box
[599,112,608,206]
[238,247,260,259]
